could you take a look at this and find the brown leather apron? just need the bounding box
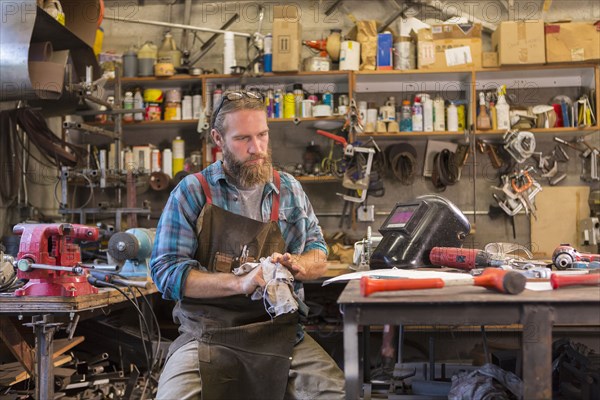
[170,170,298,400]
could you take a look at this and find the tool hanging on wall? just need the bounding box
[492,166,542,218]
[12,223,99,297]
[314,129,376,203]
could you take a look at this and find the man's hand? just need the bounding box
[272,252,307,279]
[239,265,266,295]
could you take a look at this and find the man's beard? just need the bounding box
[223,148,272,188]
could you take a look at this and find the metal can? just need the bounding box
[266,89,274,118]
[456,104,466,131]
[301,100,313,118]
[283,92,295,119]
[274,89,283,118]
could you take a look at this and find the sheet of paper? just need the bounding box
[445,46,472,66]
[323,268,473,286]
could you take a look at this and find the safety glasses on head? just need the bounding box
[212,90,264,125]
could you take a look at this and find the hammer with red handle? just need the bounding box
[550,272,600,289]
[360,268,526,297]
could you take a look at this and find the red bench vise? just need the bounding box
[13,223,99,297]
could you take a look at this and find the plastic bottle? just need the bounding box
[400,100,412,132]
[137,41,157,77]
[476,92,491,131]
[133,89,144,122]
[162,148,173,178]
[433,96,445,131]
[158,32,182,68]
[496,85,510,131]
[182,94,193,120]
[489,100,498,130]
[411,97,423,132]
[447,102,458,132]
[122,46,138,78]
[212,84,223,114]
[192,91,202,120]
[123,91,134,122]
[422,94,433,132]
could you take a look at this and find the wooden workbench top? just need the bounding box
[0,285,158,314]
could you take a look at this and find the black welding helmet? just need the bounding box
[370,195,471,269]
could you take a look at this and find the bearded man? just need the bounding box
[150,90,345,400]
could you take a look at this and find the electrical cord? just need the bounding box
[87,277,153,373]
[134,287,162,373]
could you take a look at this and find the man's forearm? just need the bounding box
[294,249,328,281]
[182,269,245,298]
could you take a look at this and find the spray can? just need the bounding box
[172,137,185,175]
[266,89,274,118]
[447,102,459,132]
[274,89,283,118]
[411,97,423,132]
[264,34,273,73]
[162,148,173,178]
[283,92,295,118]
[212,84,223,114]
[223,31,236,74]
[457,104,466,131]
[293,83,304,118]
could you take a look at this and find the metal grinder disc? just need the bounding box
[108,232,139,261]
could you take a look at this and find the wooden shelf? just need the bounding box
[356,131,466,139]
[475,126,600,137]
[295,176,341,183]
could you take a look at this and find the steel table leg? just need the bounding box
[522,305,553,400]
[25,315,62,400]
[343,306,360,400]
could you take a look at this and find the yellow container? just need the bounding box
[283,92,295,118]
[172,137,185,175]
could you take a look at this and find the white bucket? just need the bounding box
[339,41,360,71]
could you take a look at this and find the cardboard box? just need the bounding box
[377,32,393,70]
[492,20,546,65]
[545,21,600,63]
[482,52,499,68]
[415,23,482,70]
[272,5,302,72]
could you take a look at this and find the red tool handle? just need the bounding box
[429,247,489,270]
[551,273,600,289]
[473,268,526,294]
[316,129,348,147]
[360,276,445,297]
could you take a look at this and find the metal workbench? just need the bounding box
[0,286,157,399]
[338,281,600,399]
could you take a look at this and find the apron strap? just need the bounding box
[195,170,280,220]
[194,173,212,205]
[271,170,280,222]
